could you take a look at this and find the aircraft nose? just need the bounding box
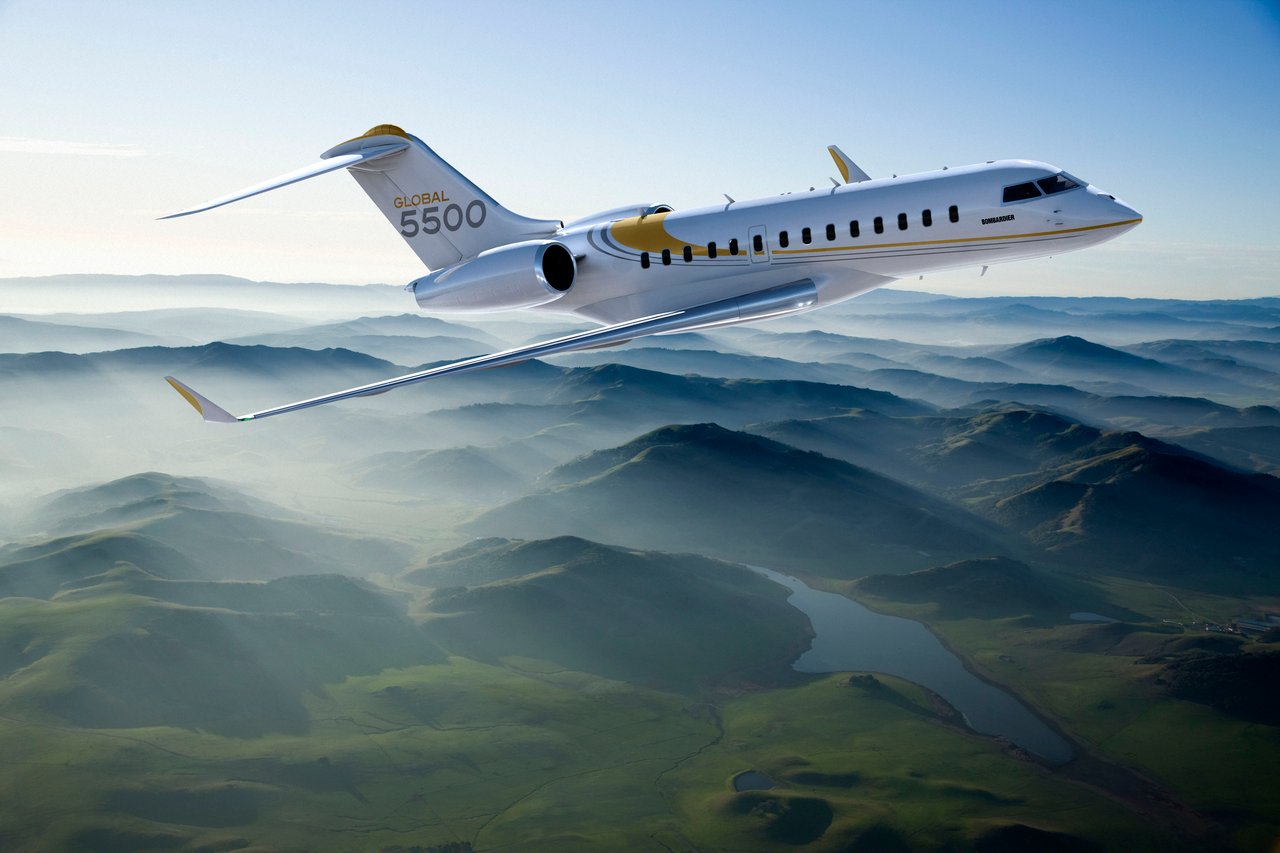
[1112,198,1142,223]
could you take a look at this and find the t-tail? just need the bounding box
[161,124,561,270]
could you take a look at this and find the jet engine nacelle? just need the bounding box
[410,240,576,312]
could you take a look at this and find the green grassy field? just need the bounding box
[0,650,1198,852]
[850,574,1280,852]
[662,673,1175,852]
[1,529,1275,850]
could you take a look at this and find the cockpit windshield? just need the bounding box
[1002,182,1041,202]
[1003,173,1081,204]
[1037,174,1079,195]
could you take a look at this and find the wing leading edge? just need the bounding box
[166,280,821,423]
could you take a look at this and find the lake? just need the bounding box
[751,566,1073,764]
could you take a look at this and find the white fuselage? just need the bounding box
[541,160,1141,325]
[161,129,1145,423]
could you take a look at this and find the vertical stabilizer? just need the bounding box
[322,126,561,270]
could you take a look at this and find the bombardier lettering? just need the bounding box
[982,214,1015,225]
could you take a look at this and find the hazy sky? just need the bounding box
[1,0,1277,299]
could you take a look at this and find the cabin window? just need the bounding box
[779,230,790,248]
[874,216,884,234]
[708,241,717,259]
[661,248,671,266]
[897,212,908,231]
[850,220,860,238]
[1002,181,1041,203]
[1037,174,1080,196]
[683,245,693,263]
[949,204,959,223]
[825,223,836,241]
[802,227,812,244]
[753,234,764,253]
[640,251,650,269]
[729,238,739,256]
[922,208,932,227]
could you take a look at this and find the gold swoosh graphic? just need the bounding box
[608,212,709,256]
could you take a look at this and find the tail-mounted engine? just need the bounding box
[409,240,576,312]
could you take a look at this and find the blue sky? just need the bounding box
[1,0,1277,298]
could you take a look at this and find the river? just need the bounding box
[750,566,1074,764]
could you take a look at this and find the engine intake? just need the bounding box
[411,240,576,312]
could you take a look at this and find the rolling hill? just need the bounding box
[995,336,1261,399]
[471,424,1006,576]
[348,445,533,502]
[0,315,168,353]
[410,536,811,690]
[854,556,1060,617]
[1,473,411,597]
[992,442,1280,589]
[0,571,441,736]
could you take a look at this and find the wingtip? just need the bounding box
[164,376,242,423]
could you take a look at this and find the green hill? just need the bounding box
[756,406,1105,492]
[0,573,442,736]
[407,535,625,588]
[1159,425,1280,475]
[855,556,1059,617]
[411,536,810,691]
[29,471,287,534]
[0,532,202,598]
[471,424,1005,576]
[544,363,931,421]
[2,473,411,597]
[1158,650,1280,726]
[993,443,1280,589]
[348,445,531,501]
[60,564,406,615]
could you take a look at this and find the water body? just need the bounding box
[751,566,1074,764]
[732,770,777,791]
[1070,611,1118,623]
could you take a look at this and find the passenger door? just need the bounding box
[748,225,770,263]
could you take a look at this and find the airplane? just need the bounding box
[162,124,1141,422]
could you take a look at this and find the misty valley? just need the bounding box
[1,274,1278,852]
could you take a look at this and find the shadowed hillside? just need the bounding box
[993,444,1280,589]
[0,573,442,736]
[348,445,532,502]
[1,473,411,597]
[471,425,1005,576]
[855,556,1060,617]
[410,536,811,690]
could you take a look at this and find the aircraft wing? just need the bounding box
[166,279,821,423]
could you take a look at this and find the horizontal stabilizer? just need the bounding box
[165,280,823,423]
[159,141,409,219]
[827,145,871,184]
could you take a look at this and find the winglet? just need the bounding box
[164,376,244,423]
[827,145,871,184]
